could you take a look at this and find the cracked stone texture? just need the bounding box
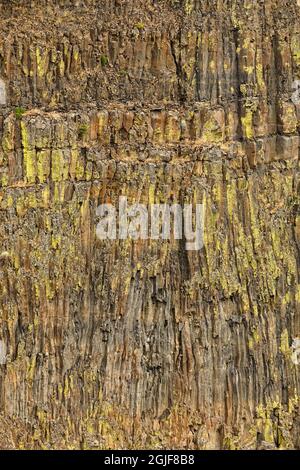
[0,0,299,449]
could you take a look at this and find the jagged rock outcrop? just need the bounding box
[0,0,299,449]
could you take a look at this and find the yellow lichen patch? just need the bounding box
[27,355,36,383]
[45,279,54,301]
[148,184,156,205]
[21,121,37,184]
[165,113,181,143]
[280,329,290,356]
[256,62,266,91]
[37,150,50,183]
[2,115,15,153]
[51,149,68,181]
[291,34,300,66]
[279,102,297,134]
[97,111,110,144]
[184,0,193,15]
[202,110,225,143]
[42,186,50,208]
[51,234,61,250]
[296,285,300,304]
[36,47,48,78]
[241,109,254,139]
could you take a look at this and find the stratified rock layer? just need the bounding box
[0,0,299,449]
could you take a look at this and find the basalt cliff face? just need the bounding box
[0,0,299,450]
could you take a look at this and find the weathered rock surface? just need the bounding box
[0,0,299,449]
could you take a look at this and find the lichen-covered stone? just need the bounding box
[0,0,299,450]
